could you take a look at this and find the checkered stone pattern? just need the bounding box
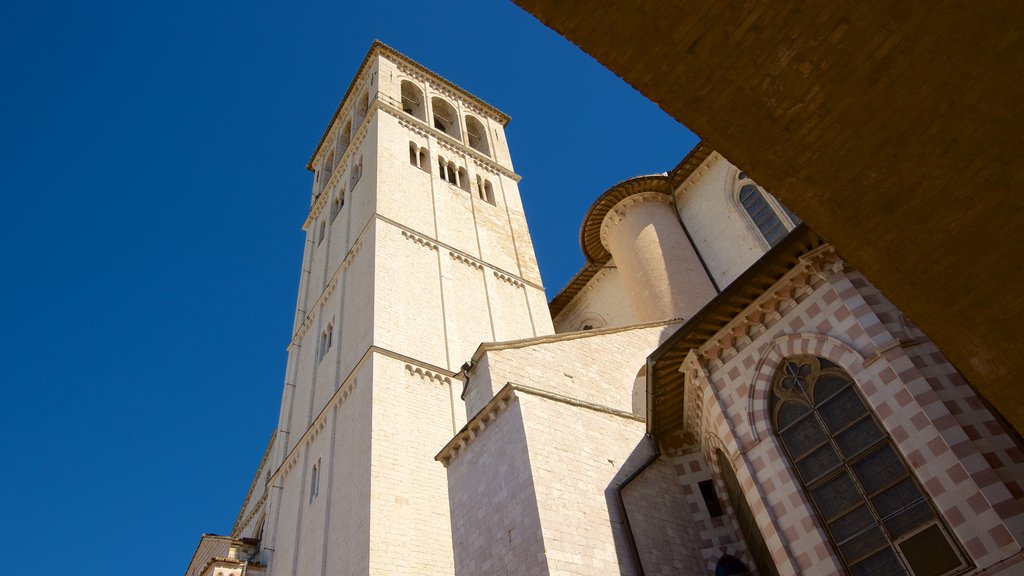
[689,264,1024,573]
[850,272,1024,542]
[667,449,752,571]
[702,389,840,576]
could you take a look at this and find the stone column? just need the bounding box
[601,192,717,322]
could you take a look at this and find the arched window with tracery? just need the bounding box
[771,355,967,576]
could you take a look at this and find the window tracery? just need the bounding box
[771,355,966,576]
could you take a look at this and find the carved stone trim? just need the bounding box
[493,270,524,288]
[449,251,483,270]
[402,230,439,250]
[405,364,453,385]
[437,386,517,467]
[292,237,363,343]
[303,189,330,230]
[697,245,842,370]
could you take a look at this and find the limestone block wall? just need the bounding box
[552,266,638,333]
[283,227,374,455]
[520,391,650,575]
[442,386,699,576]
[465,322,677,418]
[267,357,373,576]
[623,454,706,575]
[444,397,548,576]
[673,153,768,289]
[372,222,448,368]
[368,353,457,574]
[684,259,1024,575]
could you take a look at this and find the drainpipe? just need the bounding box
[614,432,661,576]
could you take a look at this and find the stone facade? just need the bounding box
[184,42,1024,576]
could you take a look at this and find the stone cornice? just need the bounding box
[271,345,456,486]
[553,266,611,323]
[394,58,503,125]
[550,142,716,320]
[493,270,524,288]
[470,318,681,363]
[303,188,330,231]
[436,381,644,467]
[647,225,825,438]
[402,229,439,251]
[405,364,453,386]
[376,214,545,293]
[231,491,267,539]
[450,250,483,269]
[580,174,672,265]
[306,105,371,227]
[697,244,841,370]
[290,214,544,348]
[292,235,364,344]
[308,41,510,171]
[376,98,521,182]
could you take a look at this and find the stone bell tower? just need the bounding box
[259,42,554,576]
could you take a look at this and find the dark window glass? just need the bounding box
[699,480,725,517]
[717,450,781,576]
[771,356,967,576]
[739,184,787,246]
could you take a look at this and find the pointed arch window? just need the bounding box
[771,356,967,576]
[735,172,799,247]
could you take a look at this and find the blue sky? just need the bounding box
[0,1,696,573]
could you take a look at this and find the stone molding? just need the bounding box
[697,245,842,370]
[553,265,611,324]
[271,346,455,486]
[675,151,723,198]
[231,491,267,538]
[376,214,545,292]
[401,229,439,251]
[307,108,371,226]
[436,381,644,467]
[378,90,520,182]
[303,187,331,230]
[437,385,518,468]
[230,430,277,537]
[493,270,524,288]
[279,377,359,481]
[449,250,483,270]
[405,364,453,385]
[293,236,364,343]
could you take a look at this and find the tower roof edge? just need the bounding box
[306,41,512,171]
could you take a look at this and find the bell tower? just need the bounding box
[260,42,553,576]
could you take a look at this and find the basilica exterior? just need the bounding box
[184,42,1024,576]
